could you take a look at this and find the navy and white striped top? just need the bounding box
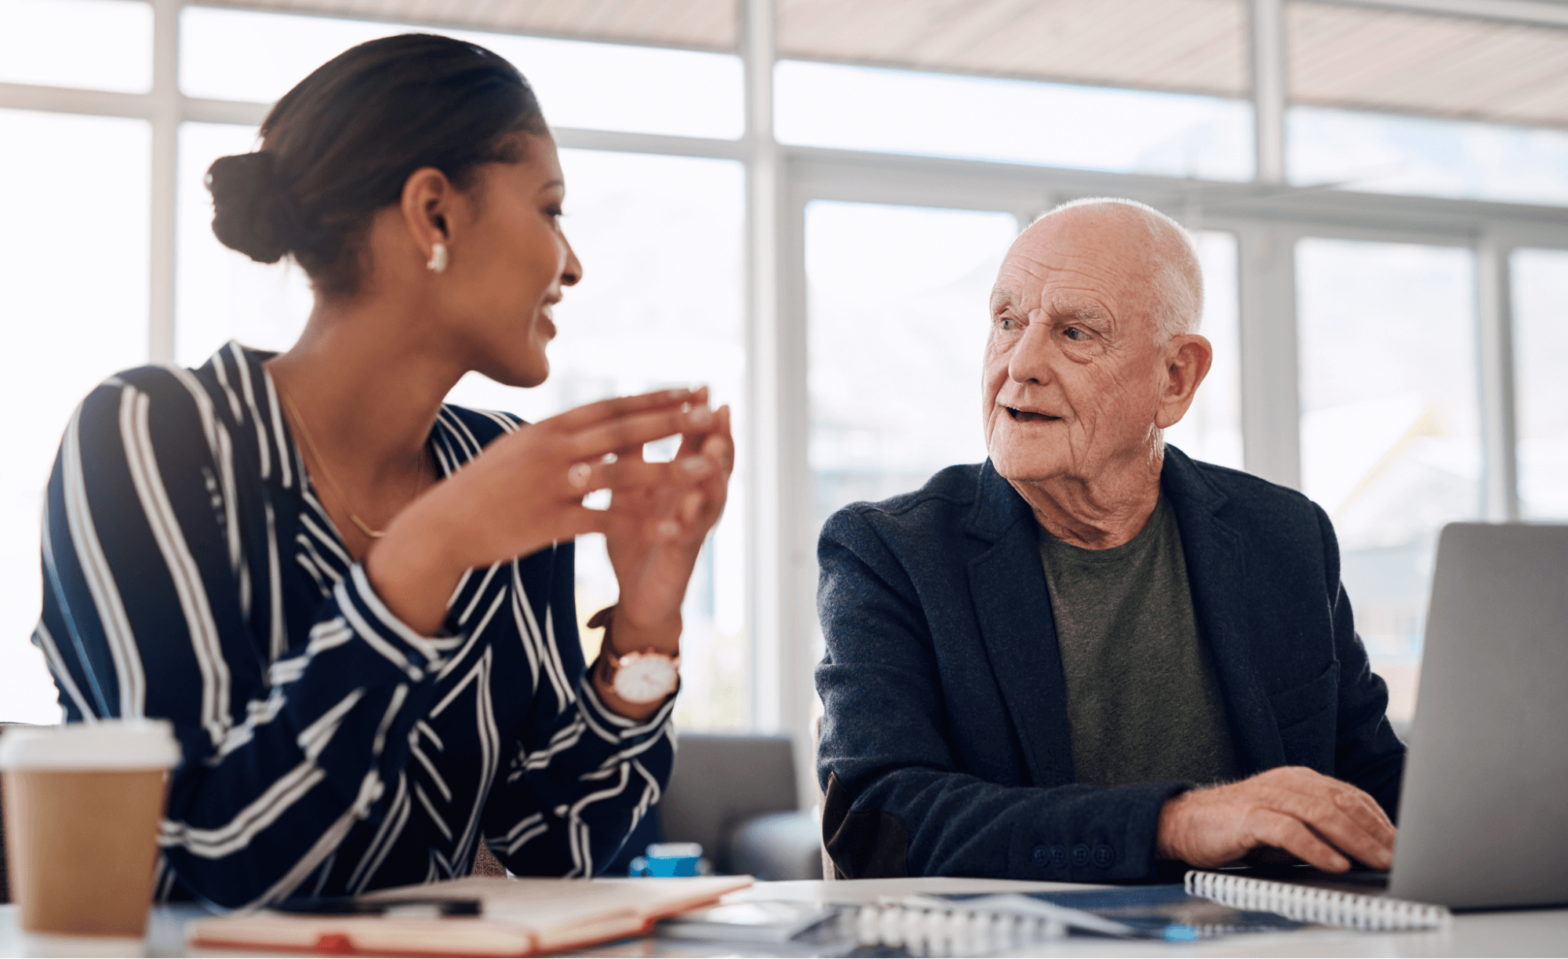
[33,342,674,910]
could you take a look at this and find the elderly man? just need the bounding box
[815,198,1405,882]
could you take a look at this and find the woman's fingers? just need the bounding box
[545,387,699,432]
[577,454,713,493]
[565,404,715,462]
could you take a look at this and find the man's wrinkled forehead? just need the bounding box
[990,211,1152,312]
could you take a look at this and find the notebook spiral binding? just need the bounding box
[1184,871,1453,931]
[852,899,1072,956]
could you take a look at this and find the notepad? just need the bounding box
[185,875,754,957]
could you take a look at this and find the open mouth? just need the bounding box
[1006,406,1060,423]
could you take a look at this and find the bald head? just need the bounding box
[1026,198,1204,343]
[982,195,1215,512]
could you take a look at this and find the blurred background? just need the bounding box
[2,0,1566,799]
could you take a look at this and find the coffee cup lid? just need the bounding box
[0,719,182,771]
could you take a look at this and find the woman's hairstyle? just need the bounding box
[206,33,547,299]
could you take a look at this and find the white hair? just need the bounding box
[1032,197,1204,344]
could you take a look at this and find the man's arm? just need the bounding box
[1317,504,1406,817]
[816,509,1188,881]
[1152,502,1405,873]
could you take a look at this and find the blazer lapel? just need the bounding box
[1162,448,1287,774]
[964,464,1077,787]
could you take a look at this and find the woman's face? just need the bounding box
[439,131,581,388]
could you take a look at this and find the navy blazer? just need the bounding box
[815,447,1406,882]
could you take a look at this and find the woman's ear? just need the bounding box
[1154,333,1214,429]
[400,167,457,268]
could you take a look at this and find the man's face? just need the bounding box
[982,210,1171,487]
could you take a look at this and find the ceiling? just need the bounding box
[197,0,1568,129]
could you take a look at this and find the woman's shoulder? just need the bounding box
[435,403,527,455]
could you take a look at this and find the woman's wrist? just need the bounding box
[364,509,466,636]
[588,605,681,721]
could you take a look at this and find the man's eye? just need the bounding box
[1064,326,1089,341]
[997,316,1018,331]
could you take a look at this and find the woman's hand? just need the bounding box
[600,399,735,654]
[365,388,716,635]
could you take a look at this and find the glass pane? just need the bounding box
[176,122,313,367]
[1289,107,1568,207]
[1514,248,1568,521]
[446,150,748,731]
[180,7,743,139]
[0,110,151,724]
[1165,231,1242,470]
[0,0,152,93]
[777,61,1253,181]
[807,202,1017,526]
[1296,239,1480,724]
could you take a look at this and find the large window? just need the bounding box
[0,109,152,724]
[1296,239,1481,722]
[3,0,1567,757]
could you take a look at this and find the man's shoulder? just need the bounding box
[822,463,984,545]
[1165,448,1329,544]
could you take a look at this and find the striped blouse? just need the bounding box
[33,342,674,910]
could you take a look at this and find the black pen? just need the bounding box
[274,896,482,917]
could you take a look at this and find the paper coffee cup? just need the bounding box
[1,720,181,948]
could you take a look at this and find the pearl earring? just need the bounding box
[426,243,449,273]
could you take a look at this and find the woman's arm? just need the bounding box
[36,368,446,909]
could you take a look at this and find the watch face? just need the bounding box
[613,652,679,704]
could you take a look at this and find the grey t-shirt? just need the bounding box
[1037,496,1242,787]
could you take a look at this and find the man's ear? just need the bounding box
[1154,333,1213,429]
[399,167,460,267]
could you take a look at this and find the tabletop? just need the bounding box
[3,877,1566,957]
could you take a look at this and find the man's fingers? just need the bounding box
[545,388,699,431]
[1250,810,1350,873]
[1271,783,1395,870]
[1332,787,1397,851]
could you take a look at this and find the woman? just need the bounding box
[33,34,732,909]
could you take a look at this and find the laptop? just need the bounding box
[1384,521,1568,909]
[1222,523,1568,910]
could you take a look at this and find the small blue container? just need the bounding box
[629,842,707,878]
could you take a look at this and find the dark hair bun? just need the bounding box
[207,152,305,264]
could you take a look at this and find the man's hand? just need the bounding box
[1155,767,1395,872]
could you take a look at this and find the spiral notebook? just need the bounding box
[850,871,1449,950]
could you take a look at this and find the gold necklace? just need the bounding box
[278,388,428,540]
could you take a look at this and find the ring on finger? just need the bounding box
[567,462,593,491]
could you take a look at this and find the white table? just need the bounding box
[3,878,1566,957]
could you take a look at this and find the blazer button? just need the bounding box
[1093,844,1114,868]
[1032,845,1048,868]
[1049,845,1068,868]
[1071,843,1091,868]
